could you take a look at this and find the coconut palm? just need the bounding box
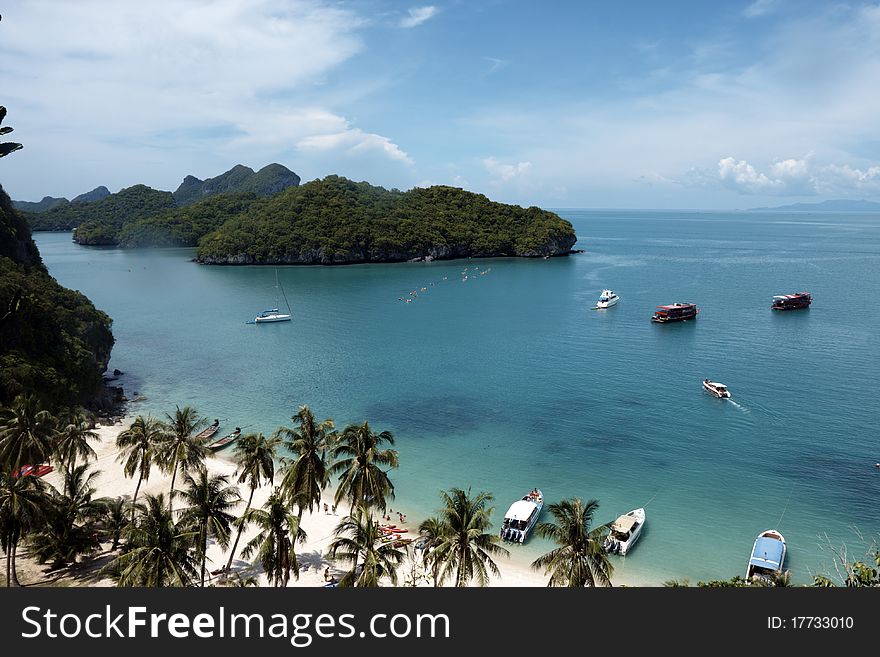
[106,493,198,587]
[116,415,166,524]
[224,432,281,573]
[0,469,49,586]
[425,487,508,587]
[0,394,56,474]
[52,409,98,470]
[531,498,613,587]
[415,515,446,586]
[241,488,307,587]
[327,507,405,587]
[277,405,335,520]
[28,464,104,569]
[95,496,128,551]
[177,466,240,586]
[330,421,398,512]
[158,405,210,512]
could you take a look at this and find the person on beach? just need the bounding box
[324,503,329,514]
[324,567,330,581]
[332,504,337,514]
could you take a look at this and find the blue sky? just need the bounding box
[2,0,880,208]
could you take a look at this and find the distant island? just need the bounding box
[749,199,880,212]
[17,167,577,263]
[17,163,302,240]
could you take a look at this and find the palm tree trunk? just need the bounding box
[225,486,255,572]
[5,547,11,587]
[10,533,21,587]
[200,527,208,587]
[168,456,179,513]
[131,470,144,525]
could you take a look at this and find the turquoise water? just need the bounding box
[35,210,880,585]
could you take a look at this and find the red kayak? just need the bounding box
[13,464,53,478]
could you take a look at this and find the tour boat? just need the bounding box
[651,302,699,322]
[595,289,620,309]
[702,379,731,398]
[207,427,241,451]
[603,507,645,556]
[499,489,544,544]
[771,292,811,311]
[746,529,787,581]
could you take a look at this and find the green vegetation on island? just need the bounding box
[196,176,577,264]
[0,107,114,410]
[20,163,301,242]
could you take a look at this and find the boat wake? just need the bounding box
[727,399,749,413]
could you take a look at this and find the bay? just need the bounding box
[35,209,880,585]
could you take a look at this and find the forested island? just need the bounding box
[21,169,578,264]
[195,177,577,264]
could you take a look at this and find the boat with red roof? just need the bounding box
[771,292,811,310]
[651,302,699,323]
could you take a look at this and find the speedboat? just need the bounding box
[499,489,544,543]
[603,508,645,555]
[746,529,786,581]
[595,289,619,309]
[702,379,731,398]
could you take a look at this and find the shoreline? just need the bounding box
[12,417,655,588]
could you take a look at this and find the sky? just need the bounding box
[2,0,880,209]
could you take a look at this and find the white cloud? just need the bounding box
[399,6,438,29]
[483,157,531,182]
[743,0,777,19]
[712,154,880,197]
[298,128,413,165]
[718,157,784,193]
[0,1,419,197]
[484,57,509,74]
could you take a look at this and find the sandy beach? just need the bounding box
[13,418,647,588]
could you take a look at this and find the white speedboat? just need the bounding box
[595,289,619,308]
[499,489,543,544]
[702,379,731,398]
[746,529,786,581]
[603,507,645,555]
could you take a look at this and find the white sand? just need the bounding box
[36,419,648,587]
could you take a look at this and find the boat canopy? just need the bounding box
[611,515,638,534]
[505,500,537,521]
[749,537,784,569]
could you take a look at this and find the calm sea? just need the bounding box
[35,210,880,585]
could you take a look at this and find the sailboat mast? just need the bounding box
[276,268,292,313]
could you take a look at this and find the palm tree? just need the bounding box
[241,488,306,587]
[415,515,446,586]
[531,498,613,587]
[52,409,98,470]
[106,493,198,587]
[177,466,240,586]
[116,415,166,524]
[95,496,128,551]
[225,432,281,573]
[0,469,49,586]
[158,405,210,512]
[277,405,335,520]
[327,507,404,587]
[425,487,508,587]
[29,464,104,569]
[330,421,398,512]
[0,394,56,474]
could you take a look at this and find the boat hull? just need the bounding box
[500,489,544,544]
[254,314,291,323]
[604,507,645,555]
[596,298,619,308]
